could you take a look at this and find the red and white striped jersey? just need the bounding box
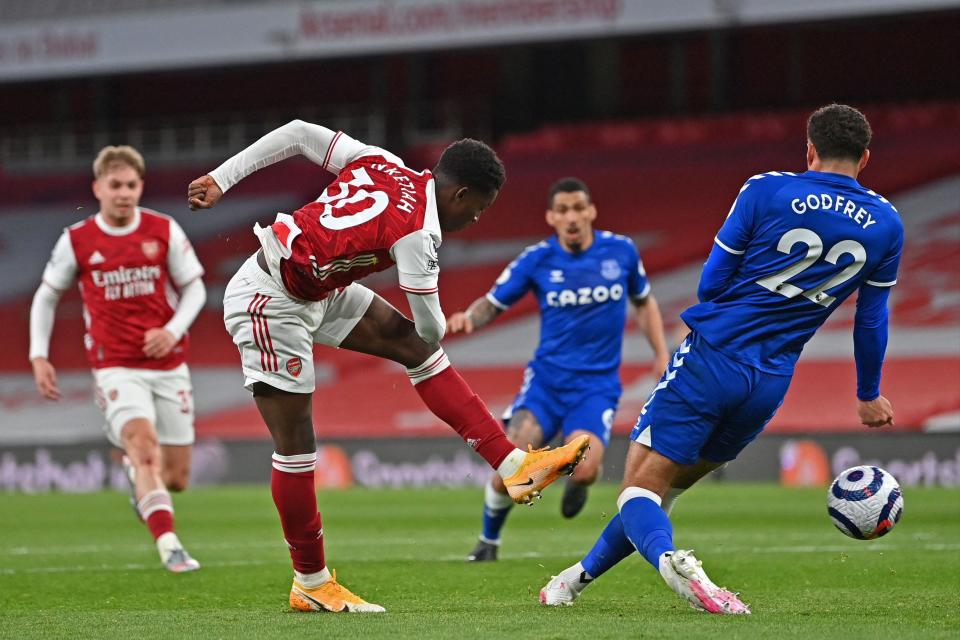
[233,130,441,302]
[41,207,204,370]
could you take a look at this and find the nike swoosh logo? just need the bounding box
[514,478,535,486]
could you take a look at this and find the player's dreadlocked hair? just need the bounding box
[548,177,591,208]
[434,139,506,195]
[807,104,872,163]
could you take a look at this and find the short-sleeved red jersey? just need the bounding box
[50,209,201,370]
[271,154,439,301]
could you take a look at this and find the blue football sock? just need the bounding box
[618,488,675,568]
[480,481,513,542]
[581,513,635,579]
[482,505,512,541]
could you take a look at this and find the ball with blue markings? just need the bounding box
[827,466,904,540]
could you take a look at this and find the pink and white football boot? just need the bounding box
[658,550,751,615]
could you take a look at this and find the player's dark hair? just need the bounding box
[807,104,872,162]
[548,177,591,208]
[434,139,506,195]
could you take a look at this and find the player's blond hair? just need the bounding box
[92,145,145,179]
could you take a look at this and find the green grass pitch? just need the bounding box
[1,482,957,639]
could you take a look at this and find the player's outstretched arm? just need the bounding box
[853,284,894,428]
[187,175,223,211]
[446,296,502,335]
[190,120,376,211]
[29,282,65,400]
[697,242,743,302]
[141,328,178,359]
[30,357,60,401]
[858,395,894,428]
[143,277,206,357]
[633,294,670,377]
[150,275,207,359]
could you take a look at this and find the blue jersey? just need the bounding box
[681,170,904,374]
[488,231,650,374]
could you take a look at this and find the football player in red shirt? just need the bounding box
[188,120,590,612]
[31,146,206,572]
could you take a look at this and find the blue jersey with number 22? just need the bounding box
[681,170,904,375]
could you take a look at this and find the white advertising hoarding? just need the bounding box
[0,0,956,82]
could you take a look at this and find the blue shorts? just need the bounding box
[630,332,792,465]
[502,361,620,447]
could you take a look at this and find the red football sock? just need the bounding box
[137,489,175,540]
[271,453,325,574]
[409,353,515,469]
[145,511,174,540]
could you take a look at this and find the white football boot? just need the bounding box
[163,547,201,573]
[658,550,750,615]
[157,532,200,573]
[539,564,593,606]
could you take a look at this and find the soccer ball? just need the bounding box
[827,465,904,540]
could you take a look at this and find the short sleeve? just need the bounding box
[714,179,760,255]
[487,246,540,310]
[865,224,903,288]
[41,230,77,291]
[625,241,651,300]
[391,230,440,294]
[166,219,205,287]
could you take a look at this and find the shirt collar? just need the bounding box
[95,207,142,236]
[549,230,597,256]
[803,170,861,187]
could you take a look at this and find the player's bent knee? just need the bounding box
[165,473,190,492]
[672,459,727,489]
[393,327,438,365]
[121,422,161,466]
[621,442,679,494]
[571,459,602,485]
[506,411,544,447]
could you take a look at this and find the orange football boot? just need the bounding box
[503,434,590,504]
[289,570,385,613]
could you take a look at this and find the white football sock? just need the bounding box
[558,562,594,594]
[156,531,183,562]
[484,478,515,510]
[495,449,527,479]
[295,566,332,589]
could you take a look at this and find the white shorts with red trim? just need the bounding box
[223,253,374,393]
[93,363,195,447]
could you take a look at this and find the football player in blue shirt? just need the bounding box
[539,104,902,614]
[446,177,670,561]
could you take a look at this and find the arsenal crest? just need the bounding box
[286,357,303,378]
[141,240,160,260]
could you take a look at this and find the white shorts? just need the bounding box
[93,363,195,447]
[223,253,374,394]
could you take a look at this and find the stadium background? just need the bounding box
[1,0,958,493]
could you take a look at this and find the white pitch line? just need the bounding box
[0,540,280,557]
[0,558,276,576]
[0,536,429,558]
[437,542,960,561]
[4,543,959,575]
[722,543,960,553]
